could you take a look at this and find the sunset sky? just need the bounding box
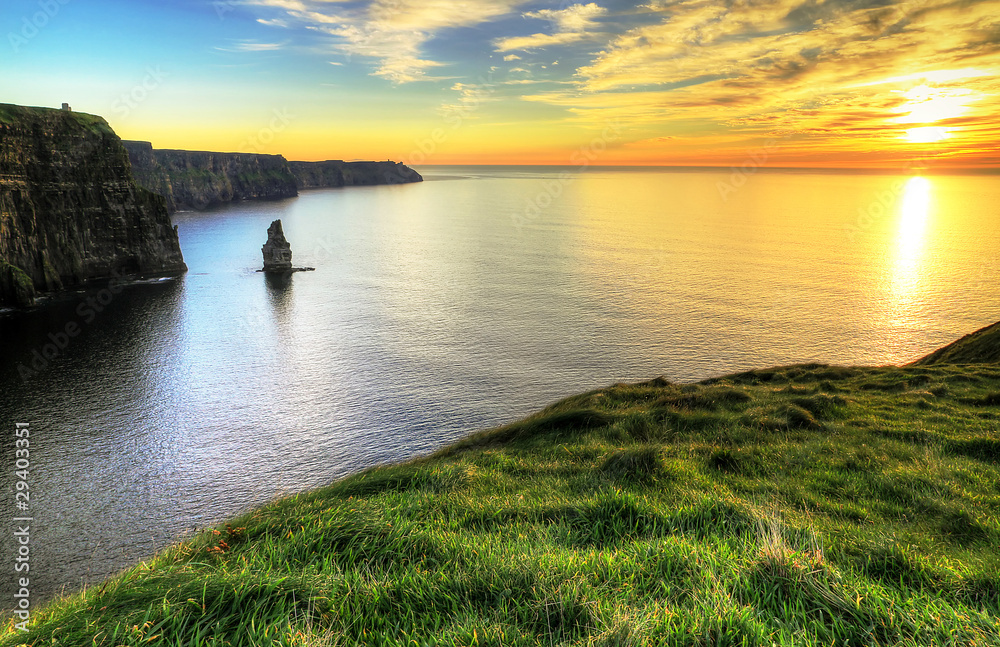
[3,0,998,167]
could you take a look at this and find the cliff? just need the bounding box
[288,160,422,189]
[123,142,298,211]
[0,104,186,307]
[123,144,422,212]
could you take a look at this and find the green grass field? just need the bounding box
[3,327,999,646]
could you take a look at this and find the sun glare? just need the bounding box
[893,84,976,124]
[899,177,931,241]
[904,126,951,143]
[866,67,993,146]
[886,176,933,329]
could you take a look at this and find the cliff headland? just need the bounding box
[0,104,186,307]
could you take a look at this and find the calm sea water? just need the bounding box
[1,167,999,605]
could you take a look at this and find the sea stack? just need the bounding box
[261,220,293,272]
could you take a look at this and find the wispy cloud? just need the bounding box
[524,3,607,33]
[249,0,530,82]
[256,17,289,28]
[215,40,286,52]
[494,3,608,52]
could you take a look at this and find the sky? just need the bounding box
[2,0,998,167]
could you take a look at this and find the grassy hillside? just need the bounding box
[3,345,1000,645]
[913,321,1000,366]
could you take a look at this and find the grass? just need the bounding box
[3,353,1000,644]
[913,321,1000,366]
[0,103,113,136]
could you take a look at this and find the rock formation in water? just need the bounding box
[288,160,422,189]
[261,219,293,272]
[123,143,422,212]
[0,103,186,307]
[123,141,299,212]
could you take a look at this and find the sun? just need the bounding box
[905,126,951,144]
[868,68,991,145]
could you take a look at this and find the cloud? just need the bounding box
[495,32,588,52]
[503,54,522,61]
[524,3,607,33]
[494,2,607,52]
[248,0,530,82]
[215,40,285,52]
[522,0,1000,164]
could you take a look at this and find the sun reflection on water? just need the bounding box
[887,176,933,329]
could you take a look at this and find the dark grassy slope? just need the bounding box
[914,321,1000,366]
[3,330,1000,645]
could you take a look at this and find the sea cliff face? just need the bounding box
[123,142,423,211]
[288,160,422,189]
[0,104,186,307]
[123,142,299,211]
